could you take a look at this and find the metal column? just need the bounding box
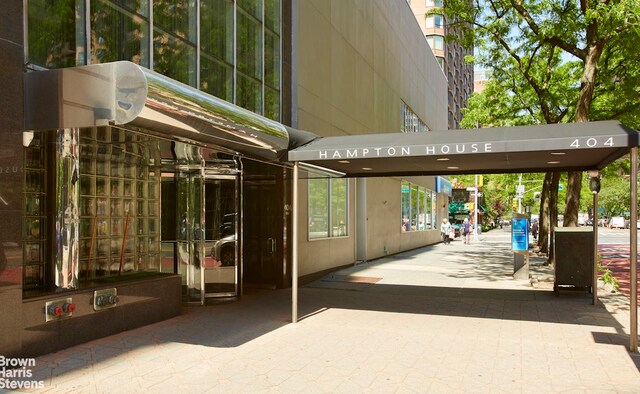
[592,191,598,306]
[292,162,299,323]
[631,147,638,352]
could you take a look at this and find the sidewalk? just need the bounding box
[9,230,640,393]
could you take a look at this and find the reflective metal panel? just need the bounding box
[133,67,289,161]
[25,62,148,130]
[55,129,80,289]
[24,61,295,162]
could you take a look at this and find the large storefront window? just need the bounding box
[27,0,281,120]
[23,127,162,298]
[308,178,348,239]
[401,181,436,232]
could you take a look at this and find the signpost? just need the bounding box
[511,214,530,279]
[511,217,529,250]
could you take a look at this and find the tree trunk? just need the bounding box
[538,172,552,254]
[548,172,561,266]
[563,171,583,227]
[564,39,605,227]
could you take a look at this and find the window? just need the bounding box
[426,35,445,51]
[425,14,443,29]
[28,0,282,121]
[401,181,436,232]
[23,127,162,298]
[28,0,86,67]
[401,101,429,133]
[308,178,348,239]
[426,0,443,6]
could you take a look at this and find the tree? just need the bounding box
[443,0,640,257]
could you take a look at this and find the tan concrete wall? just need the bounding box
[297,0,447,134]
[296,0,448,275]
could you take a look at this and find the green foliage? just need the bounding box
[445,0,640,228]
[597,263,620,291]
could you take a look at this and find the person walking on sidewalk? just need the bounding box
[531,219,539,241]
[440,218,452,245]
[462,218,471,244]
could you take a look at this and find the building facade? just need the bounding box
[0,0,448,357]
[409,0,474,129]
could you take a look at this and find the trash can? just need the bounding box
[553,227,594,295]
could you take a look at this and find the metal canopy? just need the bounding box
[288,121,639,176]
[24,61,317,163]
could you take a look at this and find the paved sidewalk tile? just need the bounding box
[6,231,640,393]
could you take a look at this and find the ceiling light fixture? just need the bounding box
[436,158,450,161]
[362,167,373,171]
[337,160,350,164]
[547,161,561,164]
[550,152,566,155]
[447,166,459,170]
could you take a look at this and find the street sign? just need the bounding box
[466,187,476,191]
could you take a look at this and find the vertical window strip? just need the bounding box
[401,181,435,232]
[308,178,348,239]
[401,101,428,133]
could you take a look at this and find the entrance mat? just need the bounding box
[327,275,382,284]
[306,275,382,291]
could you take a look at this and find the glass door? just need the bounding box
[202,174,239,298]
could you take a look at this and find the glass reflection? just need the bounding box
[90,0,150,66]
[153,30,197,86]
[153,0,197,43]
[237,10,262,80]
[28,0,84,68]
[237,0,262,20]
[200,55,234,102]
[236,74,262,115]
[28,0,282,123]
[200,0,233,63]
[264,31,280,89]
[265,0,280,32]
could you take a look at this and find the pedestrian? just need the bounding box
[531,219,539,241]
[462,218,471,244]
[440,218,451,245]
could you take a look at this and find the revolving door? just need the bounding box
[163,162,241,304]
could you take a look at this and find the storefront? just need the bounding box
[17,61,310,356]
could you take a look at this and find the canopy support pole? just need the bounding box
[592,191,598,306]
[292,162,299,323]
[631,147,638,352]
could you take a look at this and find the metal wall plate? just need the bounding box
[93,288,119,311]
[45,297,75,322]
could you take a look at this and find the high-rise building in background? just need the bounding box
[409,0,474,129]
[474,70,489,93]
